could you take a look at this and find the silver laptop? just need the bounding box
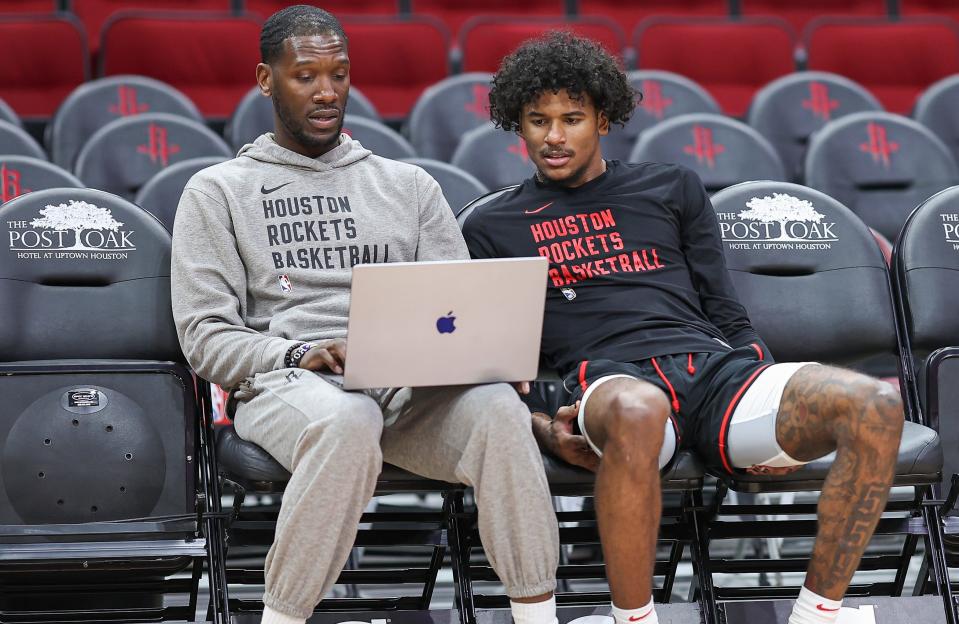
[343,257,548,389]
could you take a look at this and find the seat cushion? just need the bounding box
[718,420,942,493]
[215,425,459,493]
[542,450,704,495]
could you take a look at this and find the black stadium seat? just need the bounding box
[224,84,380,152]
[403,157,489,214]
[804,111,959,241]
[47,75,203,170]
[406,72,494,162]
[0,119,46,160]
[0,156,83,205]
[706,180,946,607]
[914,74,959,168]
[602,70,720,162]
[74,112,232,199]
[892,185,959,607]
[630,113,787,194]
[342,115,416,160]
[0,187,226,622]
[0,95,19,126]
[748,71,883,182]
[451,123,536,190]
[134,156,226,232]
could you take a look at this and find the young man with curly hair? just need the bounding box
[172,7,560,624]
[461,31,904,624]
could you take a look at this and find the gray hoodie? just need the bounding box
[171,134,468,389]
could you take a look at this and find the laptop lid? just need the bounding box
[343,257,547,389]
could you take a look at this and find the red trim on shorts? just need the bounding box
[687,353,696,375]
[578,360,589,391]
[718,364,772,474]
[750,343,764,361]
[650,357,681,413]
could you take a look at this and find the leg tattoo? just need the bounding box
[776,365,904,599]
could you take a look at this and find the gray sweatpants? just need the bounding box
[233,368,559,619]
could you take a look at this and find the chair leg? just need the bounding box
[447,491,477,624]
[689,489,720,624]
[923,502,958,624]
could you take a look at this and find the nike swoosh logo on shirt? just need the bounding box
[816,604,840,612]
[261,181,294,194]
[524,202,553,215]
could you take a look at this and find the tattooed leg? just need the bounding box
[775,364,904,600]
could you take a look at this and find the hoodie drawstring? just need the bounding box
[687,353,696,375]
[650,357,680,413]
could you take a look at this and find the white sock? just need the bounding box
[262,605,306,624]
[788,586,843,624]
[510,595,558,624]
[612,597,658,624]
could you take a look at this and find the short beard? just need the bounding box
[272,92,344,155]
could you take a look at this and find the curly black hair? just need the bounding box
[260,5,348,65]
[489,31,636,132]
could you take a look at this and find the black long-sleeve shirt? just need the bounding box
[461,160,769,376]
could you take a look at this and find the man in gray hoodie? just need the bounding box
[170,6,559,624]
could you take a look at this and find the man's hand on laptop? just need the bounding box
[300,338,347,374]
[513,381,531,395]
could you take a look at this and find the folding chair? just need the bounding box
[747,71,882,182]
[804,111,959,242]
[630,113,786,194]
[342,116,416,160]
[134,155,226,232]
[0,187,227,623]
[892,184,959,621]
[0,155,82,205]
[214,426,463,618]
[402,158,488,215]
[0,120,47,160]
[706,180,947,620]
[914,75,959,168]
[406,73,494,162]
[47,75,202,170]
[451,124,536,190]
[602,70,720,162]
[74,112,232,199]
[454,188,718,624]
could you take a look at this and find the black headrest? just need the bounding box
[805,111,959,240]
[452,124,536,190]
[407,73,494,162]
[0,187,181,361]
[896,185,959,352]
[630,113,786,193]
[74,112,232,200]
[712,181,897,363]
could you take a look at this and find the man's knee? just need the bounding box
[463,383,530,432]
[297,399,384,460]
[602,387,671,458]
[837,374,904,449]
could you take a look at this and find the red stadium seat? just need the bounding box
[900,0,959,21]
[0,15,88,118]
[244,0,400,19]
[411,0,565,37]
[739,0,887,34]
[805,18,959,114]
[340,17,450,119]
[578,0,729,37]
[99,12,261,118]
[0,0,56,12]
[634,17,796,117]
[70,0,231,55]
[460,17,626,73]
